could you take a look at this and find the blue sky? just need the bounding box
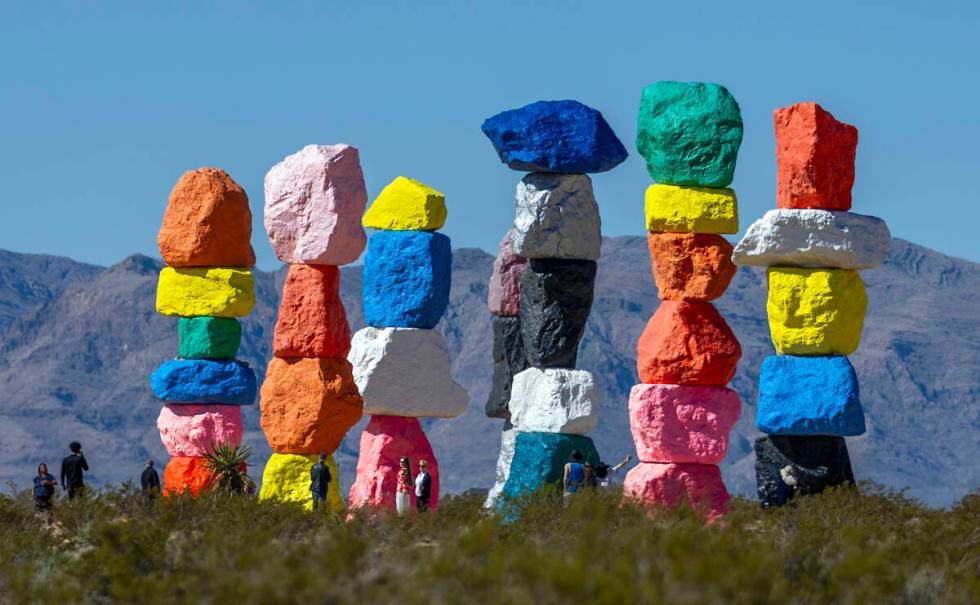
[2,0,978,268]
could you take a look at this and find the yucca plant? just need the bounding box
[201,442,254,494]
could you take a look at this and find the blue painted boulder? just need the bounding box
[362,231,451,329]
[756,355,864,436]
[501,432,600,500]
[150,359,257,405]
[481,100,628,173]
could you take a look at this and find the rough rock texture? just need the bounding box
[635,81,743,187]
[259,357,363,455]
[259,453,344,512]
[273,264,351,358]
[767,267,867,355]
[757,355,865,436]
[157,404,243,457]
[156,267,255,318]
[520,258,596,368]
[733,209,891,269]
[644,184,739,234]
[348,327,468,418]
[623,462,730,519]
[480,99,628,173]
[775,102,858,211]
[487,229,528,317]
[513,173,601,261]
[754,435,855,507]
[150,359,257,405]
[348,415,440,511]
[483,422,516,509]
[163,456,214,496]
[502,432,600,500]
[508,368,599,434]
[264,144,368,266]
[177,317,241,359]
[628,384,741,464]
[362,176,446,231]
[649,233,735,301]
[157,167,256,268]
[362,231,451,329]
[485,316,528,419]
[636,301,741,386]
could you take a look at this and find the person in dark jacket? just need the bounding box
[414,459,432,512]
[310,454,332,511]
[60,441,89,500]
[141,459,161,505]
[32,463,57,513]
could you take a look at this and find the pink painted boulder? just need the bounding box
[623,462,730,520]
[157,404,244,457]
[628,384,741,464]
[487,229,528,317]
[264,144,368,266]
[348,415,439,511]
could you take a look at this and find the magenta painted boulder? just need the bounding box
[157,404,244,457]
[264,144,368,266]
[487,229,528,317]
[347,415,439,511]
[628,384,741,464]
[623,462,730,520]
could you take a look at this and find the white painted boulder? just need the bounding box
[513,173,601,261]
[483,422,517,509]
[508,367,599,434]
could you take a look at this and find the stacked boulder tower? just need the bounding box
[626,82,745,519]
[733,102,890,507]
[347,177,468,512]
[258,145,368,511]
[152,168,258,495]
[480,100,628,501]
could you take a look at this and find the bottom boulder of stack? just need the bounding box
[164,456,214,496]
[754,435,855,508]
[501,432,599,501]
[259,453,344,512]
[484,421,517,509]
[623,462,729,520]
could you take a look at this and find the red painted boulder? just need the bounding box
[636,301,741,386]
[623,462,730,520]
[157,404,244,457]
[648,233,736,301]
[628,384,741,464]
[348,415,439,511]
[273,264,351,358]
[775,102,858,211]
[487,229,528,317]
[163,456,214,496]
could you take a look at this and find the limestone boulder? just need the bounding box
[513,173,601,261]
[178,317,241,360]
[767,267,867,355]
[264,144,368,265]
[520,258,596,368]
[259,453,344,512]
[362,176,446,231]
[508,368,599,434]
[644,184,738,234]
[156,267,255,318]
[485,316,528,419]
[756,355,865,436]
[157,404,244,457]
[273,264,351,358]
[163,456,214,496]
[348,327,468,418]
[150,359,257,405]
[754,435,855,508]
[362,231,452,329]
[487,229,527,317]
[648,233,735,301]
[501,432,599,500]
[347,415,439,511]
[623,462,729,520]
[483,422,516,509]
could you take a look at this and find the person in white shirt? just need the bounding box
[414,459,432,512]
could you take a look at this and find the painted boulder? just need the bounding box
[362,231,451,329]
[157,404,244,457]
[644,184,738,234]
[484,422,517,509]
[513,173,601,261]
[754,435,855,508]
[178,317,242,360]
[273,264,351,358]
[156,267,255,318]
[259,453,344,512]
[501,433,599,500]
[486,316,529,420]
[163,456,215,496]
[508,368,599,435]
[756,355,865,436]
[362,176,446,231]
[487,229,528,317]
[767,267,867,355]
[520,258,596,368]
[623,462,730,520]
[648,233,736,301]
[150,359,257,405]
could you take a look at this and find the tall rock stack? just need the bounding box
[733,102,890,507]
[480,100,628,501]
[152,168,258,495]
[347,177,468,512]
[625,81,745,519]
[258,145,368,511]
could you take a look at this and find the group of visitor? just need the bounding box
[395,456,432,514]
[563,451,632,497]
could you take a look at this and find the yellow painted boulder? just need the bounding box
[156,267,255,317]
[362,176,447,231]
[645,184,738,234]
[259,453,344,512]
[767,268,867,355]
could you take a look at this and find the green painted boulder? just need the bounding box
[635,81,743,187]
[178,317,242,359]
[502,433,600,500]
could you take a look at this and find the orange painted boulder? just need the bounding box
[163,456,214,496]
[157,168,256,267]
[260,357,363,455]
[273,265,351,358]
[623,462,730,520]
[648,233,736,301]
[636,301,740,386]
[347,415,439,511]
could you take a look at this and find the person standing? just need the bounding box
[140,459,161,505]
[310,454,332,511]
[562,450,587,498]
[395,457,412,515]
[594,454,632,490]
[414,459,432,513]
[60,441,89,500]
[32,463,57,513]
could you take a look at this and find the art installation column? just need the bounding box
[733,103,890,506]
[258,145,368,511]
[479,101,628,500]
[347,177,469,512]
[152,168,258,495]
[626,82,745,518]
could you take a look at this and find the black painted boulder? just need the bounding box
[485,316,529,419]
[520,259,596,368]
[754,435,855,508]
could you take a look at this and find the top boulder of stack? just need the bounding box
[481,100,628,173]
[636,81,743,187]
[157,168,255,268]
[363,177,447,231]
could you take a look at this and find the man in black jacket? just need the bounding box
[141,459,161,505]
[415,459,432,512]
[60,441,89,500]
[310,454,332,511]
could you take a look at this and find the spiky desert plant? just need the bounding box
[201,442,253,494]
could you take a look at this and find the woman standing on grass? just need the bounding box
[396,457,413,515]
[32,463,57,513]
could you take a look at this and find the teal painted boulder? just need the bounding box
[635,81,743,187]
[178,317,242,359]
[502,432,599,500]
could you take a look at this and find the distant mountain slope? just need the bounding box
[0,238,976,506]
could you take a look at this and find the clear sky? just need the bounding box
[2,0,978,268]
